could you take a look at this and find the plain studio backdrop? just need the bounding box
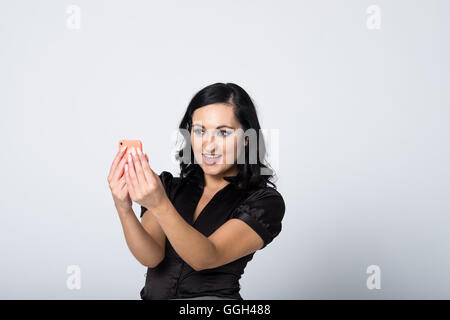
[1,0,449,299]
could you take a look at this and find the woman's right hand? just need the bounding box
[107,146,132,211]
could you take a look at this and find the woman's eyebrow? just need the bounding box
[193,124,235,129]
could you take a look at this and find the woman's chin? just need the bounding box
[200,164,222,174]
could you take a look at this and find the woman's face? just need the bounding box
[190,103,248,177]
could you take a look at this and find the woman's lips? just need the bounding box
[202,154,222,165]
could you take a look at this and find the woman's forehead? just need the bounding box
[192,104,240,128]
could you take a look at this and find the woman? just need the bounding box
[107,82,285,300]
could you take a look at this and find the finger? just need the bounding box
[124,163,136,198]
[120,179,128,193]
[112,155,128,183]
[135,148,153,184]
[131,148,147,186]
[143,154,159,182]
[119,176,126,188]
[126,151,140,190]
[108,146,127,182]
[108,146,128,179]
[145,154,156,177]
[147,154,159,179]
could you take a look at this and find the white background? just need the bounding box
[1,0,449,299]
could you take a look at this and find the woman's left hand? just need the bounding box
[124,147,167,211]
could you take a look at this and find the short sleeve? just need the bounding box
[140,171,174,218]
[231,188,286,249]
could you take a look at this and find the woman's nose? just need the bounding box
[204,142,216,153]
[203,138,217,152]
[203,130,215,142]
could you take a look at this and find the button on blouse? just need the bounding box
[139,165,285,300]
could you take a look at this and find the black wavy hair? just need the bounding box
[174,82,278,190]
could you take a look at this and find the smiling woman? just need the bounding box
[177,83,277,192]
[110,82,285,300]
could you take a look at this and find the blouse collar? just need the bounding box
[188,164,240,190]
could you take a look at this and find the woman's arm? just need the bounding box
[151,199,217,271]
[122,147,244,271]
[116,205,165,268]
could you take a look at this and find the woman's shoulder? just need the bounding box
[158,170,178,183]
[158,170,186,181]
[157,170,185,198]
[231,185,285,249]
[241,184,284,204]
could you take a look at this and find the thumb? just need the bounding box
[145,153,152,170]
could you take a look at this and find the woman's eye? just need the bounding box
[193,128,231,136]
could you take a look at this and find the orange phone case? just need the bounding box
[119,140,143,154]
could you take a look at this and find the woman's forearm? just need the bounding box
[116,206,164,268]
[151,199,217,271]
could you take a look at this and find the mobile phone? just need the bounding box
[119,140,143,154]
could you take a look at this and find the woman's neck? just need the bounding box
[203,166,238,192]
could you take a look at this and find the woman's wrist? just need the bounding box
[150,197,172,220]
[115,204,134,218]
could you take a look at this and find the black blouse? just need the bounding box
[139,165,286,300]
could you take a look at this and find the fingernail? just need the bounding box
[121,146,127,152]
[131,148,136,156]
[137,148,142,155]
[128,154,132,162]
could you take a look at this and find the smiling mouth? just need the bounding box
[202,153,222,158]
[202,153,222,165]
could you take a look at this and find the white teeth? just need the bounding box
[203,154,221,158]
